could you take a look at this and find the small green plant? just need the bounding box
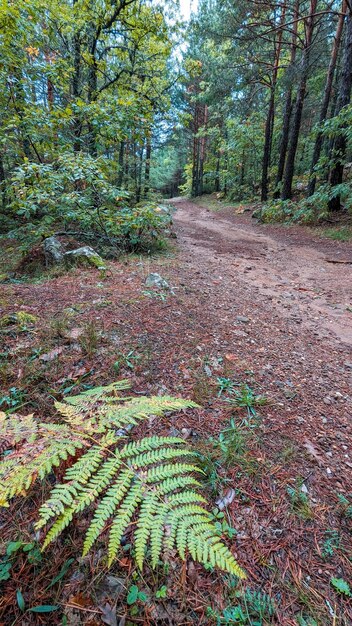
[113,349,141,372]
[216,377,236,397]
[155,585,168,599]
[127,584,148,605]
[337,493,352,518]
[0,381,245,577]
[227,384,267,423]
[143,289,168,302]
[330,577,351,597]
[196,451,230,497]
[207,588,276,625]
[211,418,247,466]
[211,508,237,539]
[79,320,100,357]
[321,530,340,560]
[0,541,42,582]
[287,479,313,519]
[0,387,27,412]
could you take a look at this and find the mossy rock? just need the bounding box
[0,312,37,330]
[63,247,106,272]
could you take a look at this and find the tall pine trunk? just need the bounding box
[328,7,352,211]
[261,3,286,201]
[117,141,125,187]
[274,0,300,198]
[72,27,81,151]
[144,135,151,196]
[307,0,346,196]
[282,0,317,200]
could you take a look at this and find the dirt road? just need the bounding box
[172,198,352,347]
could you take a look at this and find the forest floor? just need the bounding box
[0,197,352,625]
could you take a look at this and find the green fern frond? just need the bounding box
[63,380,131,406]
[82,468,134,556]
[107,483,142,566]
[0,381,245,578]
[0,420,87,507]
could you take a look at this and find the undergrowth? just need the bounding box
[0,380,245,578]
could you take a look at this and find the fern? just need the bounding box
[0,382,245,578]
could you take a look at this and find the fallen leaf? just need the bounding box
[215,488,236,510]
[68,593,92,608]
[100,603,117,626]
[40,347,64,362]
[303,439,323,465]
[64,328,84,341]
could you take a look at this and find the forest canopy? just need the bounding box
[1,0,352,243]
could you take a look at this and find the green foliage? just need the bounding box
[216,377,236,396]
[0,540,42,582]
[6,154,170,253]
[323,226,352,241]
[0,381,245,577]
[330,577,351,597]
[260,181,352,226]
[227,384,267,422]
[207,587,276,625]
[0,387,27,412]
[210,418,248,466]
[321,530,340,560]
[287,479,313,520]
[337,493,352,518]
[127,584,147,605]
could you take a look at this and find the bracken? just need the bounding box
[0,381,245,578]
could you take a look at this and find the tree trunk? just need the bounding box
[215,149,220,192]
[87,61,98,157]
[117,141,125,187]
[0,153,6,211]
[328,8,352,211]
[307,0,346,196]
[282,0,318,200]
[261,3,286,201]
[274,0,300,198]
[144,135,151,196]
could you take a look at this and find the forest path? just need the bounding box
[171,198,352,348]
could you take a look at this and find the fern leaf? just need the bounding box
[0,382,246,578]
[134,492,159,569]
[107,483,142,566]
[145,463,203,483]
[83,468,134,556]
[63,380,131,406]
[150,503,169,567]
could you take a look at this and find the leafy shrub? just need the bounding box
[259,181,352,226]
[4,153,171,252]
[0,381,245,577]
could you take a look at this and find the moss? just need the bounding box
[0,312,37,330]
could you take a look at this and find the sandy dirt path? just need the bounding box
[171,198,352,348]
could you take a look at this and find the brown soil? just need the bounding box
[0,199,351,625]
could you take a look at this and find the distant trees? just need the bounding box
[180,0,352,215]
[0,0,175,223]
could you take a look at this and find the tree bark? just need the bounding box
[117,141,125,187]
[0,153,6,211]
[307,0,346,197]
[328,7,352,211]
[282,0,318,200]
[261,3,286,202]
[144,134,151,196]
[274,0,300,198]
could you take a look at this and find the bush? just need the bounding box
[4,153,171,253]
